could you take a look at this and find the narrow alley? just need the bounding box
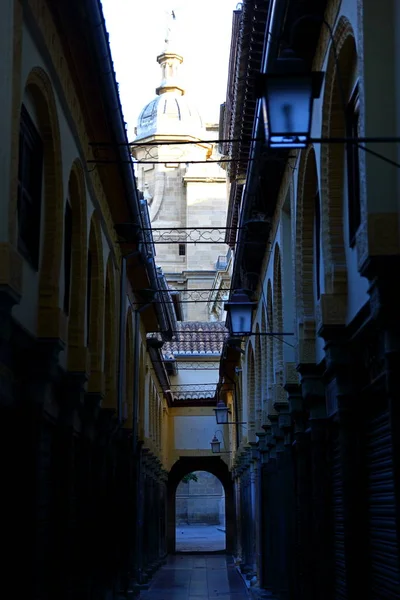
[140,555,249,600]
[1,1,400,599]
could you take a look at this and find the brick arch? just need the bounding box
[295,146,318,362]
[260,306,268,423]
[273,244,283,381]
[138,344,146,440]
[124,308,134,428]
[320,17,357,299]
[266,279,274,416]
[254,323,262,431]
[21,67,64,339]
[237,369,243,428]
[155,392,160,452]
[157,393,162,452]
[246,342,256,441]
[87,212,105,394]
[149,380,154,442]
[167,457,235,553]
[103,254,117,410]
[66,160,87,371]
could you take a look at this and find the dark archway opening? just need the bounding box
[167,457,235,554]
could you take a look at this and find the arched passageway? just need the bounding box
[167,457,235,554]
[175,470,226,552]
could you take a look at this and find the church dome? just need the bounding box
[136,92,204,140]
[134,10,205,142]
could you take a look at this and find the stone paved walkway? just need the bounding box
[140,554,249,599]
[175,526,225,553]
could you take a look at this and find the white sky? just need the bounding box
[101,0,240,141]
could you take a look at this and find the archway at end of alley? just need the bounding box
[167,457,235,554]
[175,470,226,552]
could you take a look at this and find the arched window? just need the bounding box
[17,104,43,270]
[346,81,361,247]
[63,199,72,315]
[315,190,321,300]
[86,249,92,346]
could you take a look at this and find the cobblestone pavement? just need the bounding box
[175,526,226,553]
[140,554,249,599]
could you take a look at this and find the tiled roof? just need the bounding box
[163,321,228,356]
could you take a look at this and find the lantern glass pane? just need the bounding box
[211,440,221,454]
[215,406,229,424]
[264,75,313,148]
[229,304,252,336]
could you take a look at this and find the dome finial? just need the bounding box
[156,7,184,96]
[164,9,177,51]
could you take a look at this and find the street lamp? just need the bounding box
[214,400,231,425]
[210,430,231,454]
[224,289,257,337]
[257,51,324,149]
[210,434,221,454]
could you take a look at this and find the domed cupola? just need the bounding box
[135,10,205,141]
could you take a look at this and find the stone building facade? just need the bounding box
[219,0,400,598]
[132,13,230,322]
[0,1,173,597]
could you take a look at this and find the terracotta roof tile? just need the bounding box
[163,321,228,356]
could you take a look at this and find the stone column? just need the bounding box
[248,442,259,582]
[250,439,263,586]
[0,268,22,595]
[18,338,64,600]
[129,439,144,595]
[135,444,145,585]
[79,392,102,598]
[287,382,309,600]
[298,364,330,600]
[274,399,294,600]
[53,370,87,600]
[255,432,268,590]
[91,407,119,600]
[232,466,242,563]
[241,451,254,578]
[160,471,168,560]
[114,427,134,597]
[264,420,279,595]
[140,454,150,583]
[270,411,287,598]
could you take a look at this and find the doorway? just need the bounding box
[175,470,226,552]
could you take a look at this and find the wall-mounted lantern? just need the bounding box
[214,400,231,425]
[224,289,257,337]
[210,434,221,454]
[257,51,324,149]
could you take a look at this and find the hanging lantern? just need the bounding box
[257,52,324,149]
[210,434,221,454]
[224,289,256,337]
[214,400,230,425]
